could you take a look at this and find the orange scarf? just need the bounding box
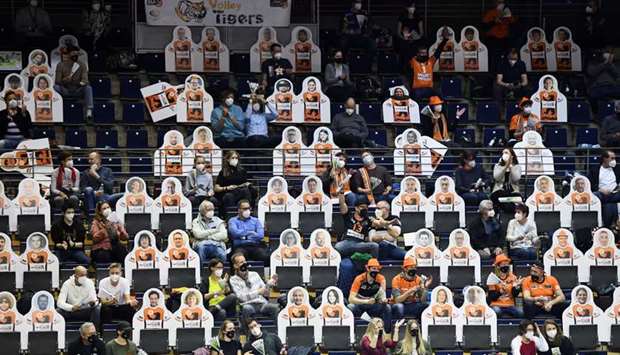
[359,167,375,204]
[432,113,449,141]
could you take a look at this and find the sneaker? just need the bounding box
[86,108,93,119]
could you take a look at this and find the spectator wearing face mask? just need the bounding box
[51,200,89,264]
[66,321,105,355]
[341,0,375,55]
[522,262,566,318]
[228,200,268,264]
[261,43,293,93]
[491,148,522,212]
[80,151,122,213]
[0,91,32,149]
[14,0,53,49]
[421,96,457,143]
[509,97,541,141]
[348,259,392,333]
[335,195,379,259]
[353,150,394,203]
[511,320,549,355]
[325,50,355,102]
[185,156,217,208]
[587,47,620,104]
[494,49,528,106]
[51,150,81,209]
[245,94,278,148]
[105,321,138,355]
[391,258,431,319]
[201,258,238,320]
[57,266,100,328]
[454,151,488,206]
[487,254,523,318]
[468,200,503,259]
[90,201,128,264]
[540,320,575,355]
[321,151,356,207]
[98,263,137,325]
[192,200,227,263]
[331,97,369,148]
[589,150,620,226]
[409,28,449,100]
[506,203,539,260]
[243,318,284,355]
[370,201,405,260]
[214,150,253,216]
[601,101,620,147]
[394,319,432,355]
[54,45,94,119]
[212,91,246,148]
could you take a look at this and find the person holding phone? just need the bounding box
[511,320,549,355]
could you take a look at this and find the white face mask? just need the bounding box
[509,59,517,66]
[610,160,617,168]
[523,106,532,114]
[65,212,75,222]
[65,160,74,168]
[225,98,234,106]
[213,269,223,278]
[515,212,523,221]
[242,210,251,219]
[273,52,282,60]
[433,105,443,113]
[92,3,101,11]
[502,153,510,162]
[229,158,239,167]
[109,274,120,283]
[196,163,205,171]
[374,209,383,219]
[205,210,214,219]
[250,326,262,337]
[546,329,557,339]
[467,160,476,168]
[497,3,505,11]
[363,155,374,166]
[354,3,362,10]
[30,0,38,6]
[8,99,17,109]
[252,103,261,112]
[345,108,355,115]
[487,210,496,218]
[76,276,87,285]
[525,330,535,340]
[336,160,346,169]
[102,208,112,218]
[408,7,415,13]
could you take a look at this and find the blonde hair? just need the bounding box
[362,318,384,349]
[399,319,426,355]
[218,319,235,340]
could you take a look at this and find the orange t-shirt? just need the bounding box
[163,194,181,207]
[410,57,437,89]
[435,192,454,206]
[303,92,321,121]
[529,41,547,70]
[202,40,220,71]
[173,40,192,71]
[432,304,453,318]
[135,248,156,262]
[555,41,572,71]
[571,192,591,205]
[322,305,343,319]
[535,192,556,206]
[33,89,53,121]
[33,310,53,324]
[275,93,293,121]
[450,247,469,260]
[144,306,164,320]
[185,89,204,121]
[288,304,310,319]
[488,273,518,307]
[572,304,593,317]
[594,247,614,259]
[281,246,301,259]
[350,273,385,297]
[27,250,48,265]
[438,41,455,71]
[462,40,479,71]
[509,113,541,134]
[540,91,558,121]
[303,192,323,206]
[267,193,288,206]
[392,274,423,303]
[392,99,410,122]
[522,275,560,298]
[169,247,190,261]
[415,246,435,260]
[310,246,330,259]
[294,42,312,72]
[464,304,486,318]
[181,307,203,320]
[401,192,420,207]
[0,310,15,324]
[553,246,573,260]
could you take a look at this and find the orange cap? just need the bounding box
[493,253,511,266]
[519,97,533,108]
[428,96,444,106]
[366,258,382,268]
[403,257,417,268]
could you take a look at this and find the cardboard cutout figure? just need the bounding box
[294,76,330,123]
[21,50,51,87]
[273,126,310,176]
[543,228,587,282]
[153,178,192,230]
[0,139,54,187]
[455,26,488,72]
[199,27,229,72]
[154,130,193,176]
[526,176,562,222]
[50,35,88,74]
[317,286,354,342]
[520,27,555,71]
[514,131,555,175]
[429,176,465,227]
[308,127,339,176]
[18,233,58,289]
[429,26,457,72]
[0,73,30,111]
[12,178,51,231]
[267,79,298,123]
[284,26,321,73]
[404,229,442,267]
[173,288,213,344]
[293,176,333,228]
[531,74,567,122]
[116,177,154,226]
[0,182,17,232]
[457,286,497,342]
[304,229,341,279]
[27,74,63,123]
[382,86,421,124]
[561,176,602,228]
[604,288,620,336]
[421,286,459,339]
[124,231,164,285]
[177,74,214,123]
[165,26,200,72]
[258,177,296,227]
[271,229,307,278]
[23,291,64,350]
[392,177,430,222]
[162,230,200,286]
[562,286,605,340]
[440,229,481,283]
[141,81,179,123]
[188,126,221,175]
[552,27,581,71]
[250,27,281,73]
[133,288,175,347]
[0,233,19,275]
[0,292,26,350]
[394,129,432,176]
[585,228,620,281]
[277,287,319,343]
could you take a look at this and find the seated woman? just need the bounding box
[90,201,128,263]
[506,203,539,260]
[454,151,488,206]
[200,258,237,320]
[214,150,253,216]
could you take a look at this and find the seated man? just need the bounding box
[228,200,269,264]
[66,322,105,355]
[98,263,137,324]
[391,258,431,319]
[353,150,394,203]
[348,258,392,332]
[335,194,379,259]
[493,48,528,105]
[522,262,566,318]
[589,150,620,227]
[51,200,89,264]
[80,151,122,212]
[51,150,80,209]
[192,200,227,263]
[467,200,503,259]
[369,200,405,260]
[57,266,100,328]
[54,45,94,119]
[243,318,285,355]
[509,97,541,142]
[331,98,369,148]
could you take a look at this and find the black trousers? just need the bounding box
[100,304,135,325]
[208,294,238,320]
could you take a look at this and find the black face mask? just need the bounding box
[358,208,368,218]
[87,335,97,343]
[531,273,542,282]
[410,329,418,337]
[239,263,248,272]
[499,266,510,273]
[334,58,344,64]
[417,55,428,62]
[369,270,379,278]
[121,329,131,339]
[71,55,79,62]
[225,330,235,339]
[407,269,417,277]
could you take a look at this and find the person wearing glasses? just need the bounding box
[228,199,268,265]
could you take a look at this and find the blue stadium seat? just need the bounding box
[441,77,462,98]
[65,127,87,148]
[554,155,576,174]
[587,155,600,171]
[359,102,382,124]
[88,52,106,73]
[483,128,506,146]
[544,127,568,148]
[348,53,371,74]
[96,128,118,148]
[119,76,141,100]
[157,128,173,147]
[102,157,122,174]
[575,127,599,146]
[377,52,399,74]
[129,156,153,175]
[72,157,89,172]
[505,100,520,121]
[598,101,615,120]
[447,102,469,125]
[476,101,501,124]
[456,128,475,145]
[33,127,56,140]
[91,77,112,99]
[122,103,145,124]
[236,76,252,97]
[126,129,149,149]
[107,28,130,47]
[381,76,403,91]
[331,102,345,114]
[63,102,85,124]
[377,155,393,166]
[230,53,250,74]
[568,100,591,124]
[139,53,165,73]
[370,130,387,147]
[93,101,115,124]
[205,76,230,92]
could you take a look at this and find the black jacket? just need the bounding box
[539,336,575,355]
[0,108,32,140]
[588,164,620,192]
[66,336,106,355]
[467,215,504,251]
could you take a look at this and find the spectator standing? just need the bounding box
[391,258,431,319]
[421,96,458,143]
[90,201,128,263]
[353,150,394,203]
[261,43,293,93]
[370,201,405,260]
[0,91,32,149]
[468,200,503,259]
[214,151,253,215]
[57,266,100,328]
[587,48,620,103]
[200,259,238,320]
[81,151,122,212]
[331,98,369,148]
[98,263,137,325]
[184,156,217,208]
[243,318,285,355]
[409,29,449,100]
[509,97,541,142]
[105,321,138,355]
[325,50,355,102]
[228,200,269,264]
[522,263,566,318]
[589,150,620,226]
[54,45,94,119]
[540,320,576,355]
[14,0,53,49]
[454,151,488,205]
[66,322,105,355]
[601,101,620,147]
[335,195,379,259]
[192,200,227,263]
[396,2,425,72]
[51,151,81,209]
[341,0,375,55]
[81,0,111,52]
[211,91,246,148]
[51,201,90,264]
[348,259,392,332]
[245,94,278,148]
[511,321,549,355]
[506,203,539,260]
[209,320,242,355]
[394,319,432,355]
[359,318,400,355]
[482,0,515,62]
[486,254,523,318]
[494,49,529,106]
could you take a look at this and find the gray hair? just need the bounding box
[80,322,95,335]
[478,199,493,213]
[199,200,214,216]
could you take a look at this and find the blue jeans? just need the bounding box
[378,241,406,261]
[460,191,488,206]
[510,247,537,260]
[492,305,524,318]
[392,302,428,319]
[195,241,227,263]
[335,239,379,258]
[83,187,123,212]
[54,249,90,265]
[54,84,94,109]
[348,303,392,332]
[594,191,620,227]
[344,192,357,207]
[0,139,20,150]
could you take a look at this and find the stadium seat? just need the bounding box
[482,128,506,146]
[88,52,107,72]
[331,102,345,114]
[475,101,501,124]
[122,102,146,124]
[96,128,118,148]
[447,102,469,125]
[505,100,520,121]
[102,157,122,174]
[377,52,399,74]
[126,128,149,149]
[63,101,85,124]
[230,53,250,74]
[568,100,591,124]
[441,77,462,98]
[236,76,252,97]
[348,53,372,74]
[370,130,387,146]
[108,27,131,47]
[598,100,615,120]
[139,53,166,73]
[93,101,115,124]
[65,127,88,148]
[381,76,403,93]
[575,127,599,146]
[359,102,381,124]
[544,127,568,147]
[554,155,576,174]
[33,127,56,140]
[91,77,112,99]
[119,76,142,100]
[129,156,153,174]
[455,128,475,145]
